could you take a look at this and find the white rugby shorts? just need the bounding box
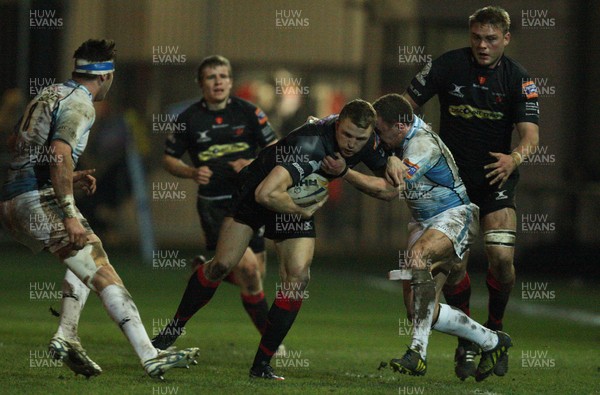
[407,203,479,260]
[0,188,93,253]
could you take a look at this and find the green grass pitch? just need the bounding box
[0,246,598,394]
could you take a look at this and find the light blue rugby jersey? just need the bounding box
[400,116,470,221]
[2,80,95,200]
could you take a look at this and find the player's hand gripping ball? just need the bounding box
[287,173,329,207]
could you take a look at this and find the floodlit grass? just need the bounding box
[0,247,598,394]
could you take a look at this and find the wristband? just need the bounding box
[58,195,77,218]
[510,151,523,167]
[339,165,349,178]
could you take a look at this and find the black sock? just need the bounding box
[485,269,513,331]
[241,291,269,335]
[443,272,471,316]
[252,292,302,368]
[166,265,221,331]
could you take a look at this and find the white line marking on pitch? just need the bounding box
[365,276,600,327]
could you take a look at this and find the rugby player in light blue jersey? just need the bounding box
[321,94,511,381]
[0,39,198,380]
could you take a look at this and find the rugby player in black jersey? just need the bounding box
[402,6,539,380]
[152,56,278,350]
[156,99,403,380]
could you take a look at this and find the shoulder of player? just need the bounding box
[285,122,321,143]
[228,96,261,113]
[406,126,441,154]
[434,47,470,66]
[229,96,269,123]
[500,54,532,78]
[59,87,95,118]
[176,100,205,121]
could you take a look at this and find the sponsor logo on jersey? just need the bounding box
[198,143,249,161]
[478,76,487,85]
[415,61,432,86]
[292,162,305,178]
[525,102,540,117]
[402,158,419,179]
[261,125,275,141]
[215,116,223,124]
[232,125,245,136]
[408,84,422,97]
[255,108,268,125]
[448,83,465,98]
[196,130,211,143]
[448,105,504,120]
[522,80,539,99]
[492,92,506,104]
[495,190,508,200]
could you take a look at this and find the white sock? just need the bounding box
[410,318,432,359]
[99,284,157,363]
[432,304,499,351]
[55,269,90,341]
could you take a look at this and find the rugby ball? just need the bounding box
[287,173,329,207]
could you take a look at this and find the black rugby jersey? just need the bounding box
[406,47,539,172]
[165,96,276,198]
[246,115,388,187]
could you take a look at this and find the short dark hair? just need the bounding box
[372,94,414,126]
[72,39,116,80]
[197,55,232,82]
[469,6,511,34]
[338,99,376,130]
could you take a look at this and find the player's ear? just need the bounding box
[503,31,511,46]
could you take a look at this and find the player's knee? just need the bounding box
[206,259,233,281]
[486,247,514,269]
[408,244,432,270]
[61,242,111,292]
[91,264,123,291]
[236,262,261,288]
[446,265,467,286]
[283,268,310,289]
[87,241,123,291]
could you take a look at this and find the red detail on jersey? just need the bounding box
[215,116,223,124]
[496,95,503,103]
[234,127,244,136]
[478,76,487,85]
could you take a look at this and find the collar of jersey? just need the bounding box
[469,51,505,72]
[64,79,92,100]
[403,115,423,143]
[200,97,232,110]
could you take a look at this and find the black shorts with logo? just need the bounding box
[460,167,518,217]
[197,197,265,252]
[229,168,316,240]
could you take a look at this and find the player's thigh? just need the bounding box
[481,208,516,264]
[197,198,228,251]
[481,207,516,231]
[56,234,123,291]
[274,237,315,283]
[213,216,255,269]
[410,228,456,270]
